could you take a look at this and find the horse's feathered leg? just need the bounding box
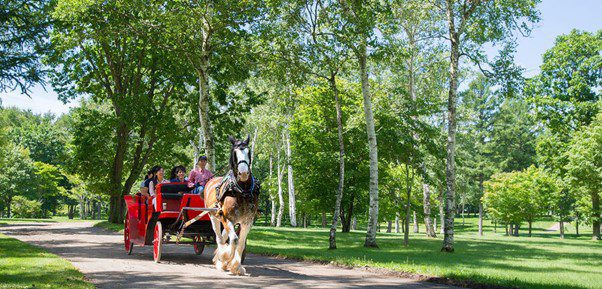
[209,215,228,271]
[230,222,251,276]
[222,219,239,269]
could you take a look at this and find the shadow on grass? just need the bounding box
[248,227,601,289]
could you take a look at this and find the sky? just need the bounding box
[1,0,601,116]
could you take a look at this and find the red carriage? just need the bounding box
[123,182,218,262]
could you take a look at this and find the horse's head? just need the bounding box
[228,135,251,182]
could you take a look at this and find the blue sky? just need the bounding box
[1,0,601,115]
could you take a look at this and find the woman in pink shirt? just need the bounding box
[188,156,214,194]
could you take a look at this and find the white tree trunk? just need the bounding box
[351,216,357,231]
[277,150,285,227]
[423,183,436,237]
[285,128,297,227]
[250,127,258,170]
[269,154,276,226]
[330,76,346,249]
[357,43,379,248]
[395,214,400,233]
[413,211,419,233]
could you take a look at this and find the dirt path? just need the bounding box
[1,221,458,289]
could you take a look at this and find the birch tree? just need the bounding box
[430,0,540,252]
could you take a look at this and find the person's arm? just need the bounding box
[149,181,156,197]
[187,170,196,187]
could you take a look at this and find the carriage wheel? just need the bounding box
[153,221,163,263]
[193,235,204,255]
[124,214,133,255]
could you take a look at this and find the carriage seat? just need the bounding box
[157,183,193,200]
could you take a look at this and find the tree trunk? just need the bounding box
[404,177,412,246]
[284,128,297,227]
[513,224,519,236]
[509,224,513,236]
[269,154,276,226]
[559,221,565,239]
[592,191,600,240]
[528,220,532,237]
[329,75,346,249]
[108,120,128,224]
[478,202,484,236]
[97,196,102,220]
[462,201,465,226]
[442,25,460,252]
[276,150,285,227]
[387,220,392,233]
[303,213,307,228]
[423,183,436,237]
[351,216,357,231]
[439,189,445,235]
[434,217,437,233]
[413,211,419,233]
[197,55,215,171]
[357,43,379,248]
[6,197,11,219]
[341,192,355,233]
[401,218,405,233]
[575,214,579,237]
[395,214,400,233]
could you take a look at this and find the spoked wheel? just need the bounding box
[124,214,133,255]
[153,221,163,263]
[193,235,205,255]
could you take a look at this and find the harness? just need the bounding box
[215,170,260,203]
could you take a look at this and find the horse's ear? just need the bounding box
[243,134,250,146]
[228,135,236,145]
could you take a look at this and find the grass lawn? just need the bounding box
[246,217,601,289]
[93,220,123,233]
[91,216,601,289]
[0,234,94,289]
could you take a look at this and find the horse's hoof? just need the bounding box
[215,260,226,271]
[231,265,246,276]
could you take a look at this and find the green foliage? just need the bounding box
[483,166,557,226]
[0,0,53,95]
[0,142,35,215]
[565,109,602,227]
[11,196,43,218]
[529,30,602,137]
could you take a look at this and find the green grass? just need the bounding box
[79,217,602,289]
[0,216,97,226]
[246,217,601,289]
[0,233,94,289]
[93,220,123,233]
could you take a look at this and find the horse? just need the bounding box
[204,135,259,275]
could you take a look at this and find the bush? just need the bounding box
[12,196,43,218]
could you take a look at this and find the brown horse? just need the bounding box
[204,135,259,275]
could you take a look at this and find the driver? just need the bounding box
[188,156,213,195]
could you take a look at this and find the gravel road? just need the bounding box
[0,221,459,289]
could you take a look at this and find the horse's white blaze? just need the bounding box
[235,148,250,180]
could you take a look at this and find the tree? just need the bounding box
[50,0,189,223]
[337,0,382,248]
[0,143,34,218]
[431,0,540,252]
[483,166,555,236]
[565,109,602,240]
[529,30,601,137]
[1,0,52,95]
[161,0,263,170]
